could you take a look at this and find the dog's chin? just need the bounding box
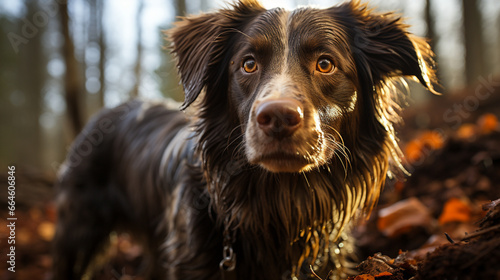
[255,153,315,173]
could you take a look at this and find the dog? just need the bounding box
[52,0,438,279]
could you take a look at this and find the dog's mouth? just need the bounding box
[255,151,316,173]
[250,132,332,173]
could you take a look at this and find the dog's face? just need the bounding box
[169,0,437,174]
[228,8,360,172]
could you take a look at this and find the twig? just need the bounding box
[461,224,500,241]
[444,232,455,244]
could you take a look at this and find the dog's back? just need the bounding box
[53,100,197,279]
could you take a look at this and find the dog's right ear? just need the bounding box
[168,1,265,110]
[167,14,221,110]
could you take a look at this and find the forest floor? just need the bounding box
[1,82,500,280]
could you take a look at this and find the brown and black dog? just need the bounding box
[52,1,438,279]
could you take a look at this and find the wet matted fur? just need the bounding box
[52,1,438,279]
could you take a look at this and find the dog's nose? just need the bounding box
[256,99,303,139]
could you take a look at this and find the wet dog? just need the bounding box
[53,1,437,279]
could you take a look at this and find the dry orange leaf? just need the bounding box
[404,130,445,164]
[438,197,471,225]
[377,197,433,237]
[420,130,445,150]
[404,140,423,163]
[37,221,55,241]
[477,113,498,134]
[353,275,375,280]
[375,271,393,277]
[456,123,477,140]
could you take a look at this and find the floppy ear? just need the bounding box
[168,14,220,110]
[332,1,439,94]
[168,0,265,110]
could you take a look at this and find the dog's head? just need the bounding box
[169,0,437,176]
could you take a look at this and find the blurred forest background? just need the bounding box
[0,0,500,176]
[1,0,500,279]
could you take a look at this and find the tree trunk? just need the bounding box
[497,15,500,74]
[424,0,442,89]
[131,0,144,98]
[462,0,485,85]
[424,0,436,50]
[59,0,84,137]
[175,0,186,16]
[98,0,106,107]
[16,0,45,168]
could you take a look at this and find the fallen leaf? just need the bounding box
[456,123,476,140]
[404,140,423,163]
[420,130,445,150]
[438,198,471,225]
[377,197,433,237]
[375,271,393,277]
[352,275,375,280]
[37,221,55,241]
[404,131,445,164]
[477,113,498,134]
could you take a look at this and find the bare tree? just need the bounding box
[59,0,84,136]
[16,0,45,167]
[496,14,500,74]
[131,0,144,98]
[88,0,106,107]
[462,0,485,85]
[424,0,442,88]
[424,0,436,50]
[175,0,186,16]
[98,0,106,107]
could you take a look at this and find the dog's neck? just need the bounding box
[202,151,362,277]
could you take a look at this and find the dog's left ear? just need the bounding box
[331,1,439,93]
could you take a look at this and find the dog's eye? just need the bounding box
[242,58,258,73]
[316,58,334,73]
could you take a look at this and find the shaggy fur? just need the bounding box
[52,1,437,279]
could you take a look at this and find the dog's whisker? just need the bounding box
[326,134,351,162]
[226,124,243,145]
[331,142,351,167]
[228,134,245,156]
[324,125,348,151]
[335,151,349,179]
[324,136,350,161]
[301,171,311,189]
